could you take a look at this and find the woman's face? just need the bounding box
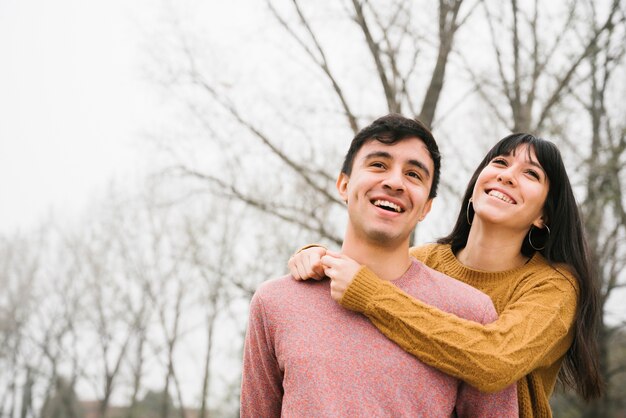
[471,144,550,232]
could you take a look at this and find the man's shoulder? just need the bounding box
[253,274,329,306]
[250,275,335,330]
[255,274,306,298]
[256,274,296,292]
[416,260,488,298]
[414,260,496,323]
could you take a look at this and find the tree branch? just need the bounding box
[266,0,360,133]
[178,167,343,245]
[351,0,400,113]
[419,0,466,127]
[535,0,623,130]
[182,48,345,208]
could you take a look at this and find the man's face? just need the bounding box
[337,137,434,247]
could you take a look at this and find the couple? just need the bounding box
[241,114,603,417]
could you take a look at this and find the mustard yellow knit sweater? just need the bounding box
[340,243,578,418]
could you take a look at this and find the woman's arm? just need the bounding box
[341,265,577,392]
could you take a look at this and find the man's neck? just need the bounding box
[341,234,412,281]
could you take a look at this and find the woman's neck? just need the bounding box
[457,221,529,272]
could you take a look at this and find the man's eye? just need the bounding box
[371,162,385,168]
[407,171,421,180]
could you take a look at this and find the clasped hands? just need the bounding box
[288,247,361,302]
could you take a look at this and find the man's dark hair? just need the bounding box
[341,114,441,198]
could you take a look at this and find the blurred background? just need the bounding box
[1,0,625,417]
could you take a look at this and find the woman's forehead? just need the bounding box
[502,143,539,162]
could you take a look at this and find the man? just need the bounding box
[240,114,517,417]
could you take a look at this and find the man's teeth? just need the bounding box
[373,200,403,212]
[488,190,515,204]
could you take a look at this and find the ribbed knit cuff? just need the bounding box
[340,266,383,314]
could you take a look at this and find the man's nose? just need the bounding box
[382,169,405,191]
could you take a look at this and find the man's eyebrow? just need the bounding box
[363,151,431,178]
[363,151,392,160]
[408,159,431,179]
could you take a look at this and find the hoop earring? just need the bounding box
[466,198,473,226]
[528,225,551,251]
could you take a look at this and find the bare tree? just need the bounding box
[464,0,622,133]
[0,233,40,418]
[152,0,481,248]
[64,218,138,418]
[147,0,626,413]
[185,212,231,418]
[0,224,90,418]
[565,2,625,415]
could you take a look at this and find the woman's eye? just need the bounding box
[526,170,540,180]
[492,158,507,165]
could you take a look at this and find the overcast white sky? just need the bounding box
[1,1,624,321]
[0,0,161,234]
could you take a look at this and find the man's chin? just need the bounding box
[365,229,407,246]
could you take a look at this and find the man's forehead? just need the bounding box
[358,137,432,163]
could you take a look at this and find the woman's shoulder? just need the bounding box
[522,254,580,296]
[509,256,580,334]
[409,243,452,265]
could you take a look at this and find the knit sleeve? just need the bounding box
[340,266,577,392]
[240,291,283,417]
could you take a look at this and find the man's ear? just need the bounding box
[336,172,349,202]
[418,198,434,222]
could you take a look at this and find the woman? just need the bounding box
[289,133,603,417]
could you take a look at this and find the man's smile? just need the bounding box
[372,199,405,213]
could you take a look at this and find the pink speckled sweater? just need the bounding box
[241,260,518,417]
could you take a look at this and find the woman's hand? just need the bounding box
[288,246,327,280]
[321,251,362,302]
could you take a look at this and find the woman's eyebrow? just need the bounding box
[526,159,546,175]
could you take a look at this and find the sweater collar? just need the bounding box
[439,244,544,283]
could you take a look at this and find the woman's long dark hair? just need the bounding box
[439,133,604,400]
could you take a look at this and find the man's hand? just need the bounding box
[288,246,327,280]
[321,251,362,302]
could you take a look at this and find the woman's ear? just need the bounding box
[532,213,547,229]
[336,172,349,203]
